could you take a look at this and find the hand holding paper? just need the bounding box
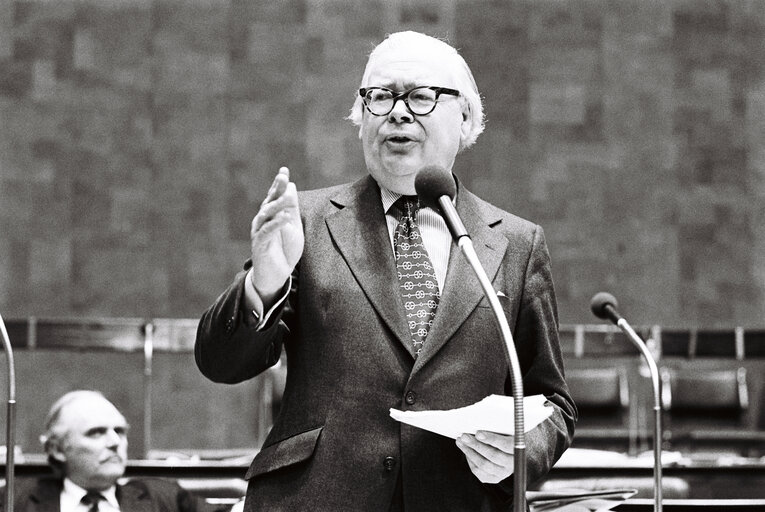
[389,394,554,439]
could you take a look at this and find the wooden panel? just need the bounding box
[695,330,737,358]
[148,319,198,352]
[662,329,692,357]
[0,317,28,348]
[745,330,765,358]
[33,318,145,351]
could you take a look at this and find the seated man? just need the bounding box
[4,390,223,512]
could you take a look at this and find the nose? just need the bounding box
[387,97,414,124]
[105,428,123,448]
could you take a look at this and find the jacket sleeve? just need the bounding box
[493,225,577,498]
[195,264,297,384]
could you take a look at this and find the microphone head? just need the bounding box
[414,166,456,205]
[590,292,618,320]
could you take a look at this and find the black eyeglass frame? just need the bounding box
[358,86,461,116]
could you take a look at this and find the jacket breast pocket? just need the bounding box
[244,426,323,480]
[477,291,511,309]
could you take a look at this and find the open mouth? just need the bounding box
[386,135,416,145]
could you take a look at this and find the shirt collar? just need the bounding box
[379,180,458,215]
[379,186,402,214]
[63,478,119,510]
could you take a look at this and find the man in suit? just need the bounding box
[195,30,576,511]
[6,390,218,512]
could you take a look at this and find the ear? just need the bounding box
[46,437,67,463]
[459,103,472,142]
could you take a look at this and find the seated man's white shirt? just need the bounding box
[61,478,120,512]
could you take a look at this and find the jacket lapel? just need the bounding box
[325,176,415,355]
[116,481,154,512]
[26,479,62,512]
[324,175,509,363]
[413,186,509,371]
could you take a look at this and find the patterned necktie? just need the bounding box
[392,196,440,356]
[81,491,104,512]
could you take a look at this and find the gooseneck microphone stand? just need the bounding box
[415,167,527,511]
[0,313,16,512]
[591,293,662,512]
[460,239,526,512]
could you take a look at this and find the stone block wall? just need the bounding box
[1,0,764,327]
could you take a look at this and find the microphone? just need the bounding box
[416,167,526,512]
[414,166,468,241]
[590,293,663,512]
[590,292,622,324]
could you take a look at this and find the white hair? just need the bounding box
[41,390,108,446]
[347,31,485,150]
[40,390,110,473]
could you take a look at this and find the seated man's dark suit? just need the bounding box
[3,477,220,512]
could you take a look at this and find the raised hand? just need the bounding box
[249,167,304,306]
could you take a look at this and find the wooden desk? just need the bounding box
[5,456,765,501]
[4,458,250,480]
[536,460,765,500]
[615,499,765,511]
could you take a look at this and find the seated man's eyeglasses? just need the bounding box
[359,86,460,116]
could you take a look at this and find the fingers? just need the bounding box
[248,166,304,298]
[456,439,510,483]
[253,168,299,232]
[457,433,513,463]
[254,183,299,230]
[252,209,293,238]
[462,451,509,485]
[263,166,290,205]
[472,431,515,453]
[456,432,515,484]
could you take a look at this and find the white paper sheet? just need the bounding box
[389,394,554,439]
[527,488,638,512]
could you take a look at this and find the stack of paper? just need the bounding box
[389,394,553,439]
[527,488,638,511]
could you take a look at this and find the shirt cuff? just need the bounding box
[243,269,291,330]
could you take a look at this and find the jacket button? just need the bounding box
[405,391,416,405]
[383,456,396,471]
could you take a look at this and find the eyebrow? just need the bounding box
[83,424,130,436]
[372,79,424,91]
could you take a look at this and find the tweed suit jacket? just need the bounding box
[195,174,576,511]
[3,478,221,512]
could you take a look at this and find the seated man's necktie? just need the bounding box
[392,196,440,356]
[81,491,105,512]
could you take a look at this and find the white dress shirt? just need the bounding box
[61,479,120,512]
[378,186,451,293]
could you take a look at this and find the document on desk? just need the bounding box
[527,488,638,512]
[389,394,554,439]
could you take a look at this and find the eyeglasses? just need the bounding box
[359,86,460,116]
